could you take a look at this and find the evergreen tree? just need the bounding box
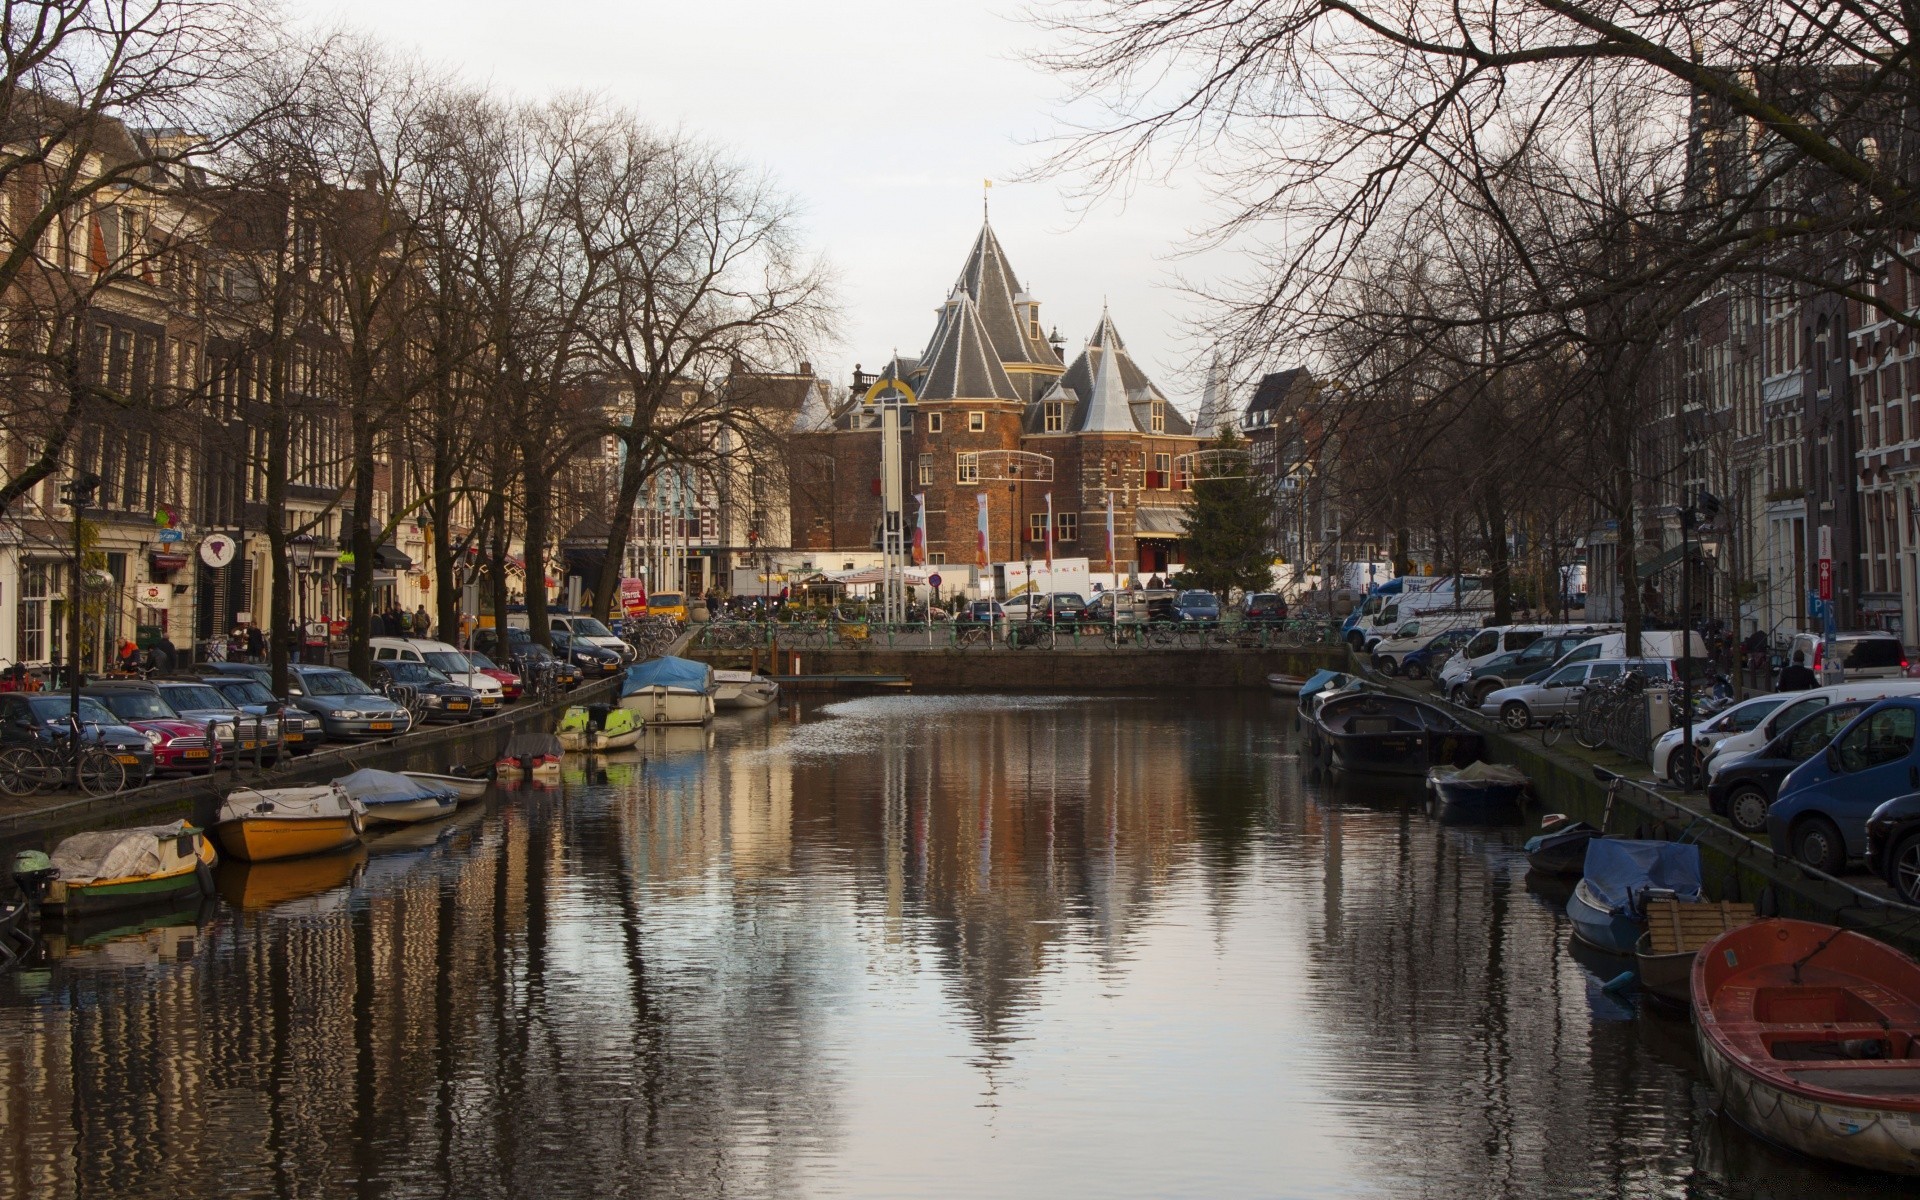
[1178,432,1276,596]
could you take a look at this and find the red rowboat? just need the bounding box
[1693,919,1920,1175]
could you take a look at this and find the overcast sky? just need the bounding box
[315,0,1235,414]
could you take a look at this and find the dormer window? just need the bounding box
[1043,401,1065,432]
[1150,401,1166,433]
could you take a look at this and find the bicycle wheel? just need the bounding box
[1540,719,1563,747]
[1574,703,1607,750]
[0,747,46,798]
[77,749,127,797]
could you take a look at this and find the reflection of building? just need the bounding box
[790,222,1206,583]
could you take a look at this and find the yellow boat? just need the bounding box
[214,784,364,863]
[35,822,217,918]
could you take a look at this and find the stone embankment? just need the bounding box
[691,644,1346,690]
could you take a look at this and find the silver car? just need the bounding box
[1480,658,1673,730]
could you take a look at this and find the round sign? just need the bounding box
[928,573,943,589]
[199,534,237,569]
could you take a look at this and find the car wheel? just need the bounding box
[1371,654,1394,675]
[1791,816,1847,875]
[1889,831,1920,906]
[1403,662,1426,680]
[1472,681,1500,706]
[1726,784,1772,836]
[1500,701,1531,731]
[1667,746,1703,790]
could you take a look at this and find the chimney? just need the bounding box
[800,360,812,377]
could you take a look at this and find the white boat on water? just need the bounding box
[713,670,778,710]
[400,771,491,802]
[617,656,715,726]
[338,769,459,827]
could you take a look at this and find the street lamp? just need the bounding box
[291,536,315,652]
[1677,487,1722,787]
[59,473,101,788]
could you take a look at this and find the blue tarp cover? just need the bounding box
[1581,838,1703,912]
[338,768,454,806]
[620,656,713,698]
[1299,670,1348,701]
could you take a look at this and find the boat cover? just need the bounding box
[219,784,356,823]
[337,768,454,807]
[1298,670,1348,701]
[49,820,197,884]
[620,656,713,698]
[1437,762,1529,786]
[503,732,564,760]
[1581,838,1703,913]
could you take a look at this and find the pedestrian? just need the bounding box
[154,633,177,673]
[412,603,431,637]
[288,618,304,662]
[1777,650,1818,692]
[117,640,140,673]
[246,625,264,661]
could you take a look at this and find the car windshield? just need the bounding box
[160,685,233,712]
[423,652,471,674]
[217,680,277,705]
[1178,592,1215,605]
[566,617,615,637]
[305,670,374,697]
[466,651,500,670]
[27,696,119,724]
[95,692,176,720]
[382,662,443,684]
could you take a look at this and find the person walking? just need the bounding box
[412,604,431,638]
[245,625,264,662]
[1777,650,1819,691]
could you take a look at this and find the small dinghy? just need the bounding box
[1524,816,1603,877]
[16,821,216,918]
[1695,919,1920,1175]
[400,770,491,802]
[618,656,714,725]
[1566,838,1703,955]
[1313,691,1484,776]
[1266,673,1309,697]
[1427,762,1530,823]
[713,670,779,710]
[1633,897,1755,1006]
[337,768,458,827]
[556,704,642,751]
[497,732,564,779]
[215,783,364,862]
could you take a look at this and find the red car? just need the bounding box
[81,690,220,773]
[465,650,523,701]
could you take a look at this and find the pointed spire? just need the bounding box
[1193,353,1235,438]
[1080,323,1135,433]
[951,219,1060,370]
[919,291,1021,402]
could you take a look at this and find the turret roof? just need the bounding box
[951,219,1061,369]
[918,291,1022,402]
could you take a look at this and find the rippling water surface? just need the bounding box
[0,693,1910,1198]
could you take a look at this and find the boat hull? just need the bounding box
[1632,934,1694,1005]
[714,682,778,709]
[1566,879,1641,954]
[557,727,644,752]
[215,815,360,863]
[1697,1025,1920,1175]
[618,688,713,725]
[1525,826,1600,877]
[400,772,490,802]
[45,859,212,918]
[360,796,458,826]
[1428,778,1527,824]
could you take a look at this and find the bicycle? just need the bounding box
[1006,622,1055,650]
[0,718,130,798]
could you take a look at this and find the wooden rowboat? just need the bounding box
[1633,897,1755,1005]
[1695,919,1920,1175]
[31,822,216,918]
[1313,692,1484,776]
[215,784,363,862]
[401,771,491,802]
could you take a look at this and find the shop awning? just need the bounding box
[1135,508,1187,536]
[1635,542,1687,579]
[373,544,413,570]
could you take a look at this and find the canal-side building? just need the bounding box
[789,220,1206,586]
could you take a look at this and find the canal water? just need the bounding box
[0,693,1909,1198]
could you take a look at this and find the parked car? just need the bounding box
[646,592,688,623]
[0,693,155,784]
[201,660,274,688]
[80,686,218,774]
[548,613,637,663]
[472,628,581,688]
[84,679,261,762]
[1769,697,1920,873]
[1437,623,1619,695]
[961,599,1007,624]
[1705,700,1877,834]
[1396,627,1475,682]
[461,650,523,701]
[1648,693,1792,786]
[1865,793,1920,905]
[1786,630,1908,680]
[1701,680,1920,778]
[1242,593,1289,624]
[282,664,415,740]
[1173,590,1221,625]
[1480,658,1673,730]
[199,674,324,753]
[1371,619,1481,675]
[1452,633,1603,705]
[371,637,505,710]
[365,660,483,723]
[551,630,623,677]
[1085,591,1148,625]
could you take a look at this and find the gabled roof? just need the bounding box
[1028,310,1193,435]
[1246,368,1311,418]
[951,220,1060,369]
[918,291,1022,402]
[1080,322,1135,433]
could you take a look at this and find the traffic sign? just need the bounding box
[1817,557,1833,601]
[928,572,943,590]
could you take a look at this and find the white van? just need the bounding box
[1437,623,1619,692]
[1703,679,1920,779]
[1545,630,1707,672]
[1370,612,1488,672]
[506,612,636,663]
[370,638,505,708]
[1363,591,1494,649]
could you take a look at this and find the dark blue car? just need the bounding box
[1173,590,1220,625]
[1770,697,1920,874]
[1398,628,1474,682]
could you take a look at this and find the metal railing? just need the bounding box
[692,616,1343,652]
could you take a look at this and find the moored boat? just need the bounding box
[556,704,643,751]
[617,656,715,725]
[1266,672,1309,697]
[497,732,564,779]
[1565,838,1703,955]
[1694,919,1920,1175]
[1633,897,1755,1005]
[19,821,216,918]
[337,768,458,827]
[214,784,364,862]
[1524,816,1602,877]
[1427,762,1530,823]
[400,770,491,802]
[216,845,366,910]
[713,670,779,710]
[1313,692,1484,776]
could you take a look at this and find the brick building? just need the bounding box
[790,220,1205,589]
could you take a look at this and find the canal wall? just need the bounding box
[691,645,1346,690]
[0,678,615,850]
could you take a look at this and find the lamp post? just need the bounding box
[292,536,314,649]
[59,473,101,788]
[1678,487,1721,788]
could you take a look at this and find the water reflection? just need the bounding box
[0,694,1910,1198]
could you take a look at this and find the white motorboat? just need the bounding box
[617,656,715,726]
[712,670,778,710]
[337,769,459,827]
